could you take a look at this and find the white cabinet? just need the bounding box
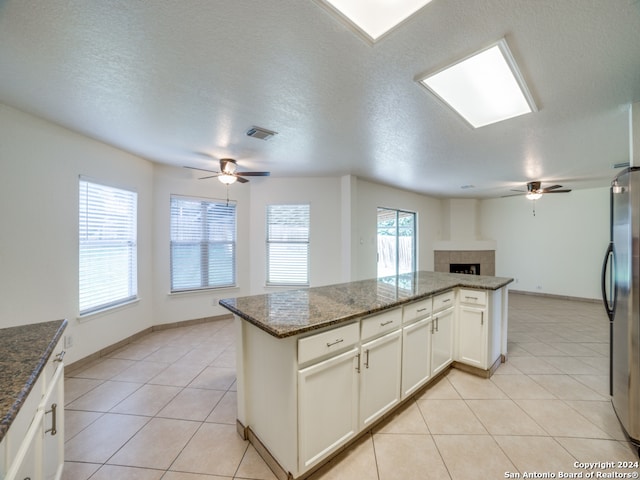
[457,288,490,369]
[298,347,359,472]
[3,340,65,480]
[401,317,432,398]
[359,329,402,428]
[431,306,454,375]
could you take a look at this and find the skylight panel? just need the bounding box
[318,0,434,42]
[418,39,537,128]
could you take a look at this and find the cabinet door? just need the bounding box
[401,317,431,398]
[42,363,65,480]
[298,347,359,472]
[431,307,454,376]
[359,329,402,428]
[458,305,486,369]
[4,409,43,480]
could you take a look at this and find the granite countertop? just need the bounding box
[0,319,67,443]
[219,271,512,339]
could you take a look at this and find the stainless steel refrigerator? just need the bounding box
[602,167,640,452]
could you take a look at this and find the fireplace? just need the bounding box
[434,250,495,276]
[450,263,480,275]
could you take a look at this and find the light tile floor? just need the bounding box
[62,293,640,480]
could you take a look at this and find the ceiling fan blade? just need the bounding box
[541,184,563,191]
[542,189,572,193]
[184,166,218,174]
[236,176,249,183]
[509,189,526,193]
[198,174,220,180]
[236,171,271,176]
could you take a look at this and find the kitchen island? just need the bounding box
[220,271,512,480]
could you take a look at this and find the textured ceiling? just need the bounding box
[0,0,639,197]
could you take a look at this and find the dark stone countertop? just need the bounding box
[0,319,67,443]
[219,271,512,338]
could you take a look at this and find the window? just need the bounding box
[170,195,236,291]
[79,179,137,315]
[267,204,310,286]
[377,208,416,278]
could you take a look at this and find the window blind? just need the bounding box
[267,204,310,286]
[79,179,138,315]
[170,196,236,291]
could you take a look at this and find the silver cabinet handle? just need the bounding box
[54,350,66,363]
[443,298,451,303]
[417,307,427,313]
[379,320,394,327]
[326,338,344,347]
[465,296,478,301]
[431,321,435,334]
[481,312,484,326]
[364,349,370,369]
[436,317,439,332]
[45,403,58,436]
[356,353,361,373]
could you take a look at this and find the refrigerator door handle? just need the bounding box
[601,241,616,322]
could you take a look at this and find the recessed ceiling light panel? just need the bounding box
[418,39,537,128]
[317,0,434,42]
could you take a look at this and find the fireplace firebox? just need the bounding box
[450,263,480,275]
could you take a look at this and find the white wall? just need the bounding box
[152,164,252,325]
[0,104,154,364]
[480,188,610,299]
[248,176,344,292]
[353,179,442,280]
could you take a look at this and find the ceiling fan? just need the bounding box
[185,158,270,185]
[509,181,572,199]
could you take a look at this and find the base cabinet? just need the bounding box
[3,340,65,480]
[359,329,402,428]
[401,317,432,398]
[458,305,486,368]
[431,306,454,376]
[298,348,359,471]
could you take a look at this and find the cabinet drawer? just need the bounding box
[433,291,454,312]
[298,322,359,365]
[402,298,432,324]
[459,288,487,306]
[361,309,401,342]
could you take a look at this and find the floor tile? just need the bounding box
[66,380,141,412]
[563,400,629,440]
[64,409,102,439]
[108,417,200,469]
[416,399,487,434]
[416,377,461,400]
[148,362,206,387]
[110,384,182,416]
[307,433,378,480]
[447,370,507,399]
[205,390,237,424]
[171,423,248,476]
[507,356,563,374]
[159,387,224,421]
[490,373,556,399]
[61,461,100,480]
[189,366,236,390]
[70,358,136,380]
[528,374,607,400]
[515,399,611,438]
[555,437,640,465]
[65,413,149,463]
[111,360,170,383]
[235,444,279,480]
[493,435,577,473]
[466,399,546,435]
[63,377,103,404]
[89,464,164,480]
[373,400,429,434]
[433,435,516,480]
[374,433,450,480]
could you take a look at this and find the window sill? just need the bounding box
[168,286,240,297]
[77,297,140,323]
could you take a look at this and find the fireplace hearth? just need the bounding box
[434,250,495,277]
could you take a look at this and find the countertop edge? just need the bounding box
[221,275,512,339]
[0,319,68,443]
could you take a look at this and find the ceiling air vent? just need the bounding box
[246,126,278,141]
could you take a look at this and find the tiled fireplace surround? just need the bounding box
[434,250,496,277]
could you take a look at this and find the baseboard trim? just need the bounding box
[509,289,600,304]
[65,313,233,375]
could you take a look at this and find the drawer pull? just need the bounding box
[379,320,394,327]
[326,338,344,348]
[465,296,478,301]
[45,403,58,436]
[54,350,66,363]
[443,298,451,303]
[416,307,427,313]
